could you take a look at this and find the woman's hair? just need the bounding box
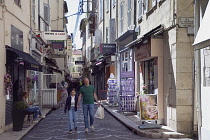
[22,91,28,97]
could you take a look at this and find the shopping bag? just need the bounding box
[94,106,104,119]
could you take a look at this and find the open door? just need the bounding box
[41,74,58,108]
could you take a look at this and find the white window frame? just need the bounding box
[99,0,103,22]
[32,0,36,20]
[112,0,116,7]
[138,0,143,19]
[152,0,157,7]
[106,27,109,43]
[106,0,109,12]
[44,4,49,31]
[127,0,132,27]
[121,50,133,72]
[120,2,124,33]
[143,0,148,14]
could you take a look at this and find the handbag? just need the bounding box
[94,106,104,119]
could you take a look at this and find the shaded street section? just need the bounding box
[21,105,162,140]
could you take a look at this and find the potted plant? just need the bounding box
[13,101,26,131]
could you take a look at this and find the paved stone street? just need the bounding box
[21,105,164,140]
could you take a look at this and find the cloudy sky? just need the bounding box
[65,0,85,49]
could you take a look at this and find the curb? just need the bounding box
[101,104,191,139]
[18,108,52,140]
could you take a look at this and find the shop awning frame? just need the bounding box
[125,24,164,48]
[193,1,210,50]
[49,67,62,75]
[6,45,43,72]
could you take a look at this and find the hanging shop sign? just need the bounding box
[135,42,151,61]
[75,61,85,65]
[43,32,67,40]
[121,71,135,78]
[100,43,116,55]
[51,40,64,49]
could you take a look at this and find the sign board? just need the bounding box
[121,71,134,78]
[179,17,194,28]
[43,32,67,40]
[100,43,116,55]
[11,25,23,51]
[135,43,151,61]
[140,94,158,120]
[75,61,85,65]
[51,40,64,49]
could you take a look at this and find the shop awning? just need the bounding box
[193,1,210,50]
[44,57,58,68]
[6,46,43,72]
[49,67,62,75]
[115,30,134,42]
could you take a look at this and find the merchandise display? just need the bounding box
[120,77,135,112]
[107,78,118,106]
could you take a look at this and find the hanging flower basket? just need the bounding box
[4,74,13,99]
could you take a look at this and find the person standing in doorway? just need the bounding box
[77,78,100,133]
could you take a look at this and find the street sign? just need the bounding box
[43,32,67,40]
[75,61,85,65]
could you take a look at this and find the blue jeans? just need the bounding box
[83,104,94,129]
[68,107,77,130]
[25,106,42,120]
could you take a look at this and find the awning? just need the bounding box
[44,57,58,68]
[125,24,164,48]
[115,30,134,42]
[193,1,210,50]
[6,46,43,72]
[49,67,62,75]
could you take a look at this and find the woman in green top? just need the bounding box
[77,78,100,133]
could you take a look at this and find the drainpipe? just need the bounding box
[194,0,202,139]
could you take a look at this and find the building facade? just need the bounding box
[194,0,210,139]
[0,0,68,134]
[81,0,196,136]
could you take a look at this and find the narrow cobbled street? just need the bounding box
[21,105,164,140]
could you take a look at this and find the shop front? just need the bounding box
[5,46,42,125]
[119,49,135,112]
[134,38,164,123]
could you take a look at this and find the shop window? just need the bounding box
[141,58,158,94]
[30,71,39,103]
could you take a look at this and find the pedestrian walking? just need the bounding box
[77,78,100,133]
[58,82,68,108]
[64,89,78,134]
